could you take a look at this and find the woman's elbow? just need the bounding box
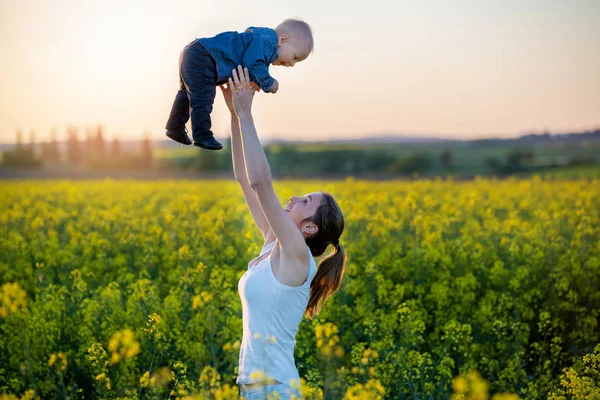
[249,175,270,189]
[249,179,265,190]
[249,168,271,189]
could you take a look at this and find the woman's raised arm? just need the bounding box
[220,83,273,241]
[230,66,308,260]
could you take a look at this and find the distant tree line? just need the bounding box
[3,127,598,177]
[1,126,153,169]
[485,150,535,176]
[173,142,445,178]
[470,129,600,146]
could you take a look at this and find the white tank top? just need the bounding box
[237,240,317,387]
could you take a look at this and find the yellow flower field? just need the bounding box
[0,178,599,399]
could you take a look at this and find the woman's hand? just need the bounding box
[219,83,236,114]
[220,78,259,115]
[230,65,256,119]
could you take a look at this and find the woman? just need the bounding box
[220,66,347,399]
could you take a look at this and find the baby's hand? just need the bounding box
[268,79,279,94]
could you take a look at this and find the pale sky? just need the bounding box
[0,0,598,143]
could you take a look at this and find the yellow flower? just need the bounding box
[149,367,172,389]
[143,313,162,338]
[139,371,150,388]
[48,353,67,372]
[452,376,468,394]
[315,322,341,358]
[315,324,324,339]
[451,371,497,400]
[249,370,267,381]
[57,353,67,372]
[321,346,333,357]
[492,394,520,400]
[48,354,57,367]
[87,343,108,368]
[95,373,112,391]
[343,378,385,399]
[0,282,27,318]
[108,329,140,364]
[198,365,220,389]
[192,291,213,310]
[213,383,239,400]
[20,390,36,400]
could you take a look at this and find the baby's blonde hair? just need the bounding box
[275,18,314,52]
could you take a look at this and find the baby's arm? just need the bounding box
[241,36,277,93]
[268,79,278,93]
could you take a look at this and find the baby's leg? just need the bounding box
[187,78,216,142]
[165,87,190,131]
[180,42,222,150]
[165,45,193,145]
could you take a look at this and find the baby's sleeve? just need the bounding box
[241,35,276,92]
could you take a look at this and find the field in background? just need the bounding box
[1,179,599,399]
[3,131,599,180]
[153,138,600,178]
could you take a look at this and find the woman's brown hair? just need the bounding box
[303,193,346,319]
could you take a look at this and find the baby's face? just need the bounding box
[273,35,311,67]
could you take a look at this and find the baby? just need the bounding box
[165,18,314,150]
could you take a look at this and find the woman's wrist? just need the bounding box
[237,113,253,123]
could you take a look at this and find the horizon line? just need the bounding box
[1,127,599,146]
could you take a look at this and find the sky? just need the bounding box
[0,0,598,143]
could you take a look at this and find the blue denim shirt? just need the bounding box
[198,27,278,92]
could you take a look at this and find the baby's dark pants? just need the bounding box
[165,40,217,142]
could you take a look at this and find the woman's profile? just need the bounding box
[220,66,347,399]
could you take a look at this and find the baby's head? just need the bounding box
[273,18,313,67]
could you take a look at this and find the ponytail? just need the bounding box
[305,243,347,319]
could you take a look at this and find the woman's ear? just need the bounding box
[302,222,318,236]
[278,34,289,46]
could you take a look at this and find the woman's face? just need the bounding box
[284,192,323,232]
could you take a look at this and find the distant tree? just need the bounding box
[41,129,60,163]
[1,129,40,168]
[95,125,106,154]
[84,128,94,157]
[389,153,432,175]
[440,149,452,168]
[140,133,153,166]
[506,149,534,171]
[568,156,596,166]
[15,130,23,150]
[505,151,523,168]
[111,137,121,158]
[50,129,60,161]
[29,129,36,151]
[486,149,535,176]
[67,126,82,164]
[485,157,502,174]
